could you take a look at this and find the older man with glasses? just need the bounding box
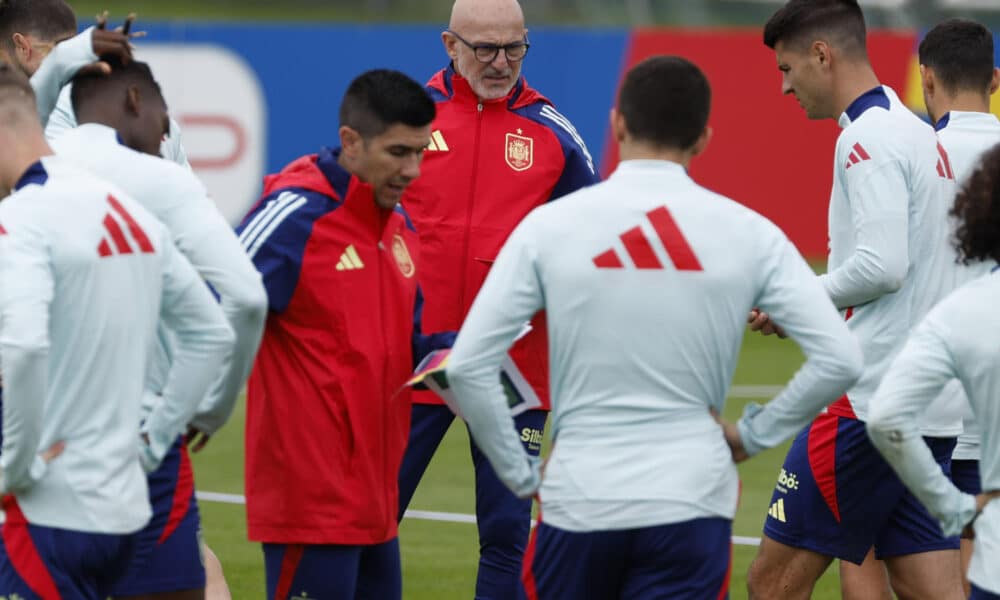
[398,0,599,598]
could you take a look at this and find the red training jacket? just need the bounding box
[239,147,422,545]
[403,65,599,410]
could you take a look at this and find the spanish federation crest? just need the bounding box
[505,131,534,172]
[392,234,415,278]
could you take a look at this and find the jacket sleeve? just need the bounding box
[819,140,909,309]
[411,285,457,367]
[140,235,235,471]
[160,174,267,435]
[537,104,601,200]
[446,213,546,498]
[31,27,97,128]
[236,190,319,313]
[736,225,864,455]
[0,219,53,494]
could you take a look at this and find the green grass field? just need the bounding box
[190,330,847,598]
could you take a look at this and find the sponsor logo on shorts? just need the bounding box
[775,468,800,494]
[768,498,787,523]
[520,427,543,452]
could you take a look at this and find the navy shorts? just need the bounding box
[111,436,205,596]
[521,517,732,600]
[263,538,401,600]
[763,414,960,564]
[951,459,982,495]
[0,497,137,599]
[972,584,1000,599]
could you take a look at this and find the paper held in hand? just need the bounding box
[406,325,540,418]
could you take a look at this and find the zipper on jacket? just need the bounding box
[458,103,485,315]
[376,211,391,531]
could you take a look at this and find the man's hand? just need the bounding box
[185,425,212,453]
[78,12,142,77]
[39,440,65,463]
[962,490,1000,538]
[748,308,788,338]
[711,408,749,463]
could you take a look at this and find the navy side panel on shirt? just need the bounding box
[512,102,600,201]
[236,190,340,313]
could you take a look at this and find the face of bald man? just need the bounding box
[444,0,527,101]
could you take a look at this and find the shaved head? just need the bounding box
[443,0,528,101]
[449,0,524,32]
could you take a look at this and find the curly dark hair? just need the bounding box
[952,142,1000,264]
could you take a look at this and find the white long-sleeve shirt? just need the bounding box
[447,160,862,532]
[867,269,1000,594]
[0,156,232,532]
[935,110,1000,459]
[51,123,266,441]
[29,27,97,129]
[823,86,959,434]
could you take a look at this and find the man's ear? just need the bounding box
[125,85,142,116]
[610,108,628,145]
[990,67,1000,95]
[339,125,363,156]
[812,40,832,69]
[691,125,713,158]
[920,64,936,99]
[10,33,30,61]
[441,31,458,61]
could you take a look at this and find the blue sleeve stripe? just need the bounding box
[243,192,309,259]
[239,191,306,254]
[540,105,596,174]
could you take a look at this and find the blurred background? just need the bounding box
[66,1,1000,257]
[71,0,1000,27]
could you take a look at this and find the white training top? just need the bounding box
[0,156,233,533]
[935,110,1000,460]
[868,269,1000,595]
[824,86,959,436]
[447,159,862,532]
[51,123,266,448]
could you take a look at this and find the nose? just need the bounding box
[490,50,510,71]
[781,74,793,96]
[401,155,421,180]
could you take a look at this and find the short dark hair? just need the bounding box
[0,0,77,57]
[616,55,710,151]
[70,56,164,114]
[919,19,995,94]
[953,143,1000,265]
[763,0,867,57]
[339,69,435,139]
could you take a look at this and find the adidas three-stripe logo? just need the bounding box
[539,105,595,174]
[593,206,702,271]
[844,142,871,170]
[768,498,787,522]
[426,130,449,152]
[239,191,308,259]
[336,245,365,271]
[97,195,155,257]
[936,142,955,180]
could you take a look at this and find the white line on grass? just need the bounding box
[196,384,780,547]
[195,492,762,547]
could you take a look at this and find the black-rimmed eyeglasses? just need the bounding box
[447,30,530,63]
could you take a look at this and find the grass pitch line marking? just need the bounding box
[729,385,784,398]
[195,492,762,546]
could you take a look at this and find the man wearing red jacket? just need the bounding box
[238,69,451,600]
[399,0,600,596]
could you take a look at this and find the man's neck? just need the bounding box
[619,142,693,169]
[831,62,882,120]
[935,90,992,121]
